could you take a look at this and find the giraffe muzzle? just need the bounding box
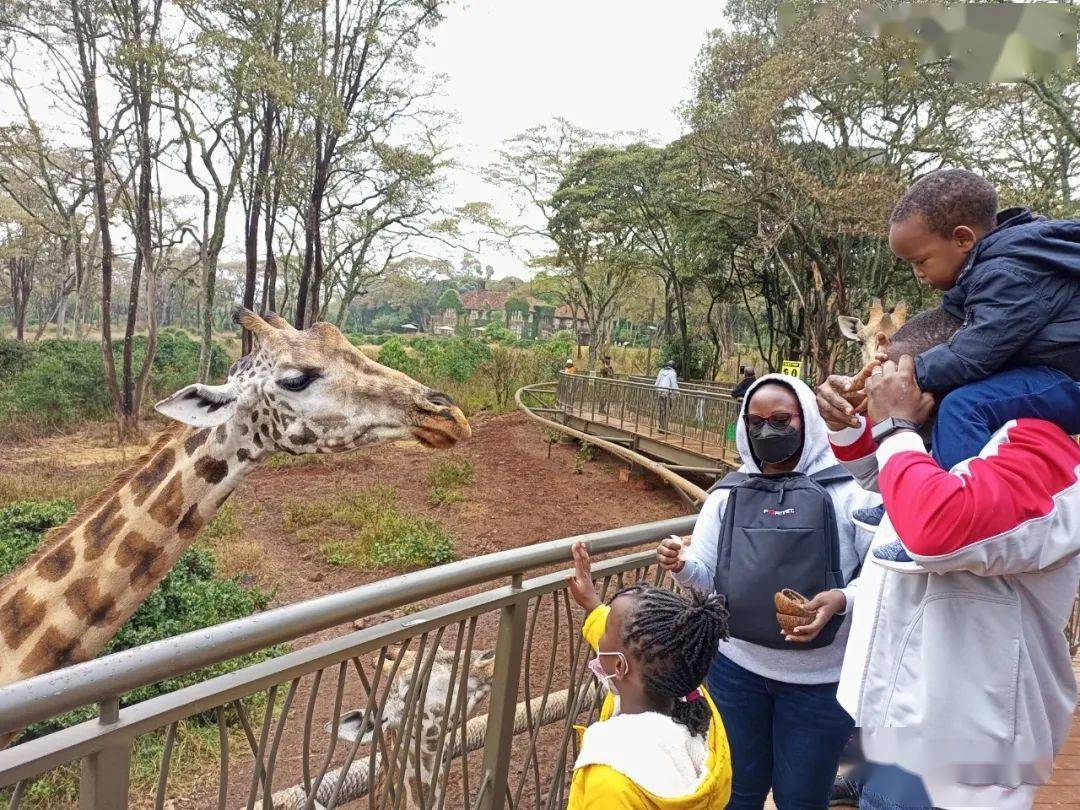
[411,394,471,449]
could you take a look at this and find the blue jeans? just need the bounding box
[857,763,934,810]
[931,366,1080,470]
[707,653,854,809]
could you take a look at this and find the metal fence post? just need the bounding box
[475,574,527,810]
[79,697,131,810]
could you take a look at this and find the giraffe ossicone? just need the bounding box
[837,297,909,366]
[0,309,471,713]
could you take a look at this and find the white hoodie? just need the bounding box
[673,374,881,684]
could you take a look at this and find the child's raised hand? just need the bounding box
[566,540,601,613]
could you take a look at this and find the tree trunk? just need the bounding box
[243,98,275,352]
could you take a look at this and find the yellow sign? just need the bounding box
[780,360,802,379]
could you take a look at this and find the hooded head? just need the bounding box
[735,374,836,475]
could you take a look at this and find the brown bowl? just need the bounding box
[774,588,815,617]
[776,612,807,635]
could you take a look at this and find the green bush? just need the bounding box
[0,499,281,741]
[417,337,491,383]
[0,331,229,428]
[0,339,36,378]
[377,336,419,377]
[293,487,456,570]
[659,336,711,380]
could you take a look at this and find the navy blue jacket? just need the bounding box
[915,207,1080,393]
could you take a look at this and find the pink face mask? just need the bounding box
[587,650,627,695]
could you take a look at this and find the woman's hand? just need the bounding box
[784,590,846,643]
[656,535,686,574]
[566,540,601,613]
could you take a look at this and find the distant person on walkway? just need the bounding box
[599,355,614,414]
[566,358,576,375]
[731,367,756,400]
[655,361,679,433]
[565,540,733,809]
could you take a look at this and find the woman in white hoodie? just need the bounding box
[656,375,880,809]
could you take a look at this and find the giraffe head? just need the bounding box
[155,309,471,456]
[837,298,909,366]
[331,645,496,746]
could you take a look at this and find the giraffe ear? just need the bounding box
[155,382,238,427]
[837,315,864,341]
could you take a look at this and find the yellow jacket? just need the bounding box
[567,605,732,810]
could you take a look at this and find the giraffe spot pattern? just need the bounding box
[0,588,47,649]
[184,428,211,455]
[133,447,176,507]
[36,540,76,582]
[194,456,229,484]
[116,531,165,586]
[236,448,252,462]
[177,504,205,539]
[290,425,317,445]
[147,473,184,527]
[21,626,83,674]
[85,497,125,561]
[64,577,118,627]
[214,424,228,442]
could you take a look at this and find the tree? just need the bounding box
[437,287,464,313]
[293,0,446,328]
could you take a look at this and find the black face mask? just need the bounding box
[748,423,803,466]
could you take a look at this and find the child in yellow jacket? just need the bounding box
[565,540,733,809]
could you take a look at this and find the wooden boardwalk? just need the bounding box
[574,410,743,469]
[1036,660,1080,806]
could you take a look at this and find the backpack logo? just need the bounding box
[763,507,795,516]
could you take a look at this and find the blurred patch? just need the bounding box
[779,2,1077,83]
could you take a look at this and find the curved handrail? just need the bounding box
[516,382,710,506]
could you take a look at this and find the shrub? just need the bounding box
[0,331,229,428]
[377,336,419,377]
[292,488,456,570]
[659,336,711,380]
[417,337,490,383]
[0,339,36,377]
[427,456,475,505]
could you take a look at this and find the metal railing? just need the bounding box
[556,373,742,464]
[0,516,696,810]
[625,375,735,397]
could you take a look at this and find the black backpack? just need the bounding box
[710,465,852,650]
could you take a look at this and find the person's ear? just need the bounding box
[952,225,978,252]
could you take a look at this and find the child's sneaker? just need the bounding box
[829,774,862,806]
[873,539,913,563]
[853,503,887,527]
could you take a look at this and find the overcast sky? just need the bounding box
[419,0,727,278]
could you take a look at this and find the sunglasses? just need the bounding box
[745,412,795,431]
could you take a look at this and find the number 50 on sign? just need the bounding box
[781,360,802,378]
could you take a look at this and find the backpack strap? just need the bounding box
[809,463,853,486]
[708,470,749,492]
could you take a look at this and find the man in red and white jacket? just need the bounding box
[817,357,1080,809]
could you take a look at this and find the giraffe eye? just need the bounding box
[278,372,318,392]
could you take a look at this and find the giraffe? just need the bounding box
[0,309,471,707]
[837,297,909,366]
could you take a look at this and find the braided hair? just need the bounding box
[613,583,729,737]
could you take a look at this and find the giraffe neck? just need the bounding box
[0,421,263,686]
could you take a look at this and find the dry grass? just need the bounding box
[195,500,270,584]
[0,460,123,507]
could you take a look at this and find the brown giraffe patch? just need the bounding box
[177,504,205,539]
[214,424,228,442]
[290,425,317,445]
[85,497,125,561]
[116,531,165,586]
[194,456,229,484]
[133,447,176,507]
[184,428,211,455]
[64,577,118,627]
[0,588,47,649]
[36,540,76,582]
[236,447,252,462]
[147,473,184,527]
[21,627,83,674]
